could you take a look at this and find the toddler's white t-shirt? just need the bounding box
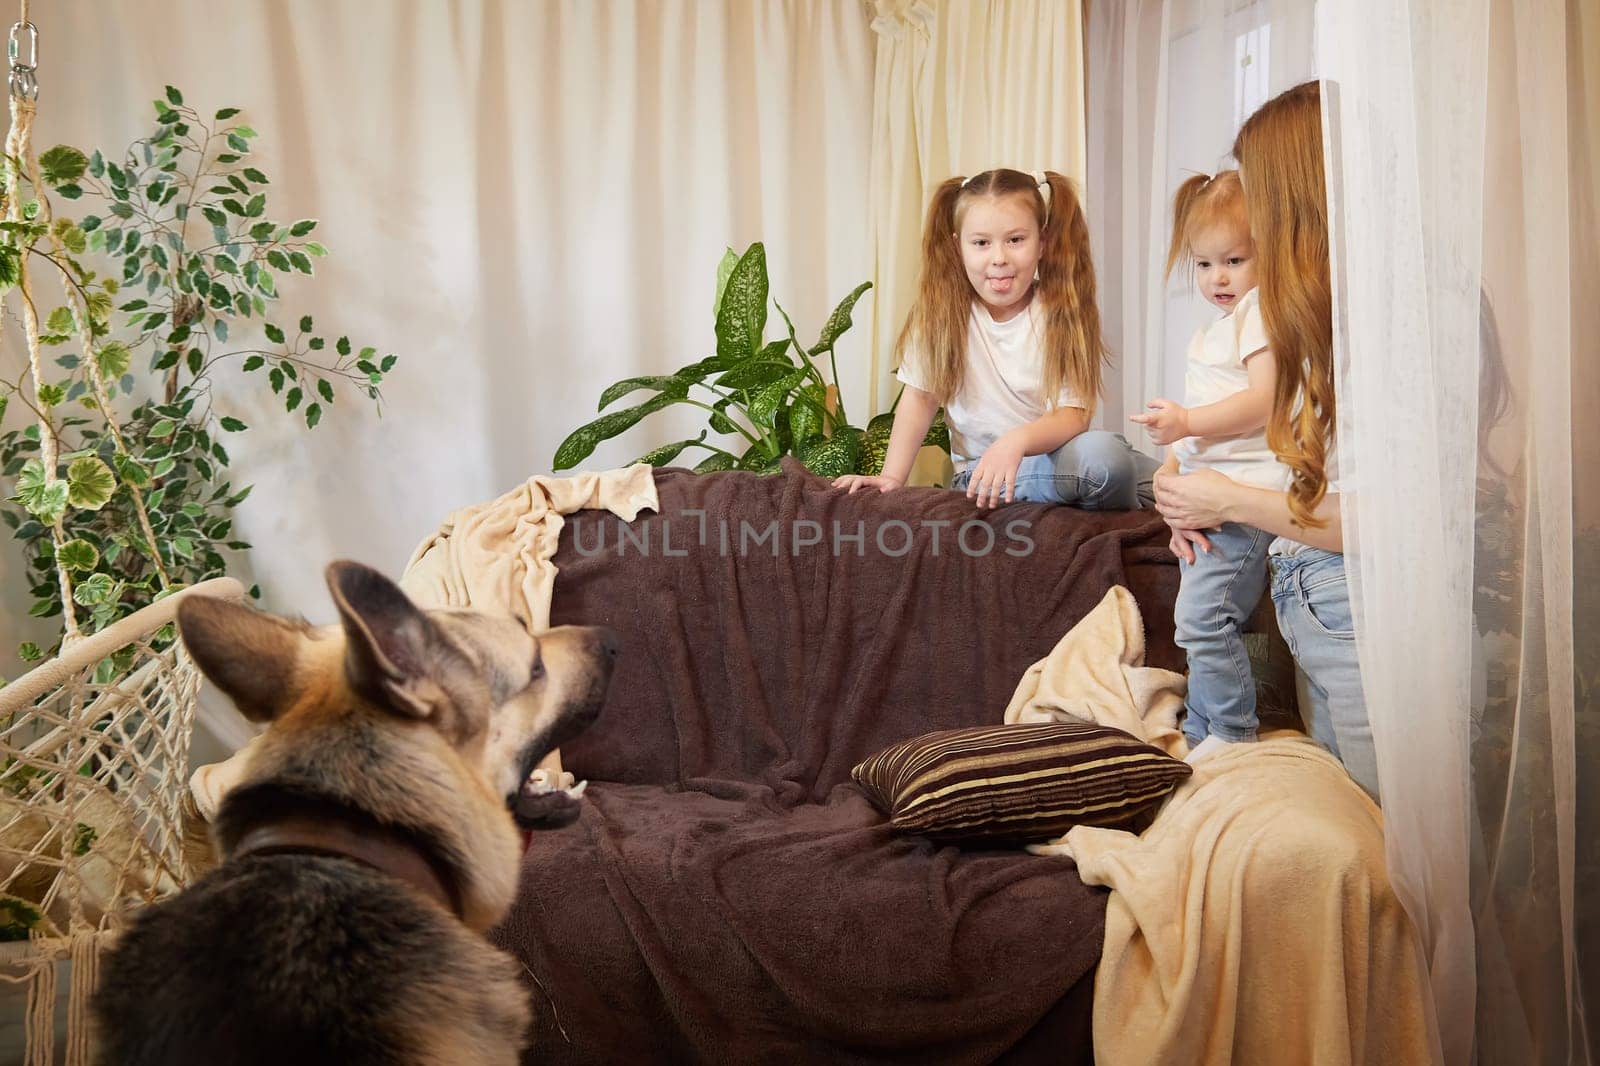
[1171,287,1292,492]
[895,298,1082,474]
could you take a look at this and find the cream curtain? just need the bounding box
[0,1,875,657]
[865,0,1088,435]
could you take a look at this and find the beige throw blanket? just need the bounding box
[190,465,657,818]
[1009,587,1437,1065]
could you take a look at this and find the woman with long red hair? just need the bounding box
[1152,81,1378,799]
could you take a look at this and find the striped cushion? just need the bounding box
[851,720,1191,843]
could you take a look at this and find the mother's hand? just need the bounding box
[1153,467,1243,531]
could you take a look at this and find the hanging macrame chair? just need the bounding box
[0,7,242,1063]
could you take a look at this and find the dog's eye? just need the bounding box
[529,655,545,684]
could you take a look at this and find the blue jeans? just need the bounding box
[1269,548,1379,800]
[952,431,1158,509]
[1176,522,1273,745]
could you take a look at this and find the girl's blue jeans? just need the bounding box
[1176,521,1274,745]
[1269,548,1379,800]
[951,431,1158,509]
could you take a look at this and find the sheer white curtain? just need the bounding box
[1092,0,1598,1060]
[1324,0,1597,1060]
[0,1,874,654]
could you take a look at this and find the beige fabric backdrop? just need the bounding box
[0,1,875,659]
[865,0,1088,432]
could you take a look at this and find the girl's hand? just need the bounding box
[1168,526,1213,565]
[833,473,904,494]
[1130,399,1191,446]
[1153,467,1240,530]
[966,432,1026,508]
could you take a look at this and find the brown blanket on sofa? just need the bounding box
[494,460,1180,1064]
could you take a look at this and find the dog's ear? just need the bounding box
[177,596,307,722]
[325,560,452,720]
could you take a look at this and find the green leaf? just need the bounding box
[243,167,269,184]
[51,218,87,254]
[808,281,873,355]
[215,107,240,120]
[227,134,248,154]
[95,341,131,380]
[149,419,176,437]
[635,432,707,467]
[73,572,117,607]
[55,183,83,200]
[285,386,303,412]
[165,85,183,106]
[335,335,351,356]
[797,428,862,479]
[112,453,150,486]
[219,416,248,432]
[304,403,322,428]
[305,241,327,257]
[289,252,312,274]
[694,452,737,473]
[13,459,68,521]
[18,642,42,662]
[713,243,768,368]
[298,314,314,333]
[187,348,203,374]
[201,205,226,227]
[923,408,950,452]
[268,367,284,393]
[39,145,89,185]
[0,246,21,293]
[245,193,266,217]
[264,322,285,344]
[790,391,826,445]
[66,456,117,510]
[379,354,397,373]
[289,219,317,237]
[597,375,687,411]
[748,370,807,429]
[712,247,738,319]
[36,383,65,407]
[553,391,682,470]
[57,538,99,572]
[714,355,793,392]
[241,354,264,372]
[316,379,334,403]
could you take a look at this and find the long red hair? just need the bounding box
[895,168,1107,416]
[1233,81,1333,529]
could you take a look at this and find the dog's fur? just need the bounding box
[92,561,615,1066]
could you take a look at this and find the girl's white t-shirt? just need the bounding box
[1171,287,1292,492]
[894,299,1082,474]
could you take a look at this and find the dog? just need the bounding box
[91,560,617,1066]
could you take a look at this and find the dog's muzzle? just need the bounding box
[507,626,618,834]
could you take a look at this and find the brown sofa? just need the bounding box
[495,460,1182,1064]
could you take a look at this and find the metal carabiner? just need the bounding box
[8,20,36,101]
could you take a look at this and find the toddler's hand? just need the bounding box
[1167,526,1213,565]
[1130,399,1190,446]
[833,473,904,494]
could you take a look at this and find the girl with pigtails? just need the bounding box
[834,168,1156,509]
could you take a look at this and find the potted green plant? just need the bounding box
[552,242,947,478]
[0,86,397,670]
